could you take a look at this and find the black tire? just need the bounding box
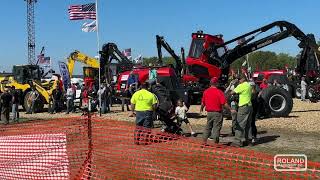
[24,91,44,113]
[260,86,293,117]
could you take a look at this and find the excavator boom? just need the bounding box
[67,50,100,77]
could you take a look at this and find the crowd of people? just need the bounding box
[0,71,309,148]
[0,86,20,124]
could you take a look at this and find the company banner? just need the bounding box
[58,61,71,91]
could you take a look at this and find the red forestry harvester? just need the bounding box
[162,21,320,116]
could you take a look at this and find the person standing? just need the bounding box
[230,75,253,147]
[249,81,258,145]
[66,84,75,114]
[97,84,107,114]
[105,83,111,112]
[175,99,195,136]
[301,77,307,101]
[259,78,268,90]
[1,87,12,124]
[26,85,39,114]
[130,82,158,145]
[225,76,239,136]
[200,77,234,145]
[148,65,157,84]
[10,86,19,122]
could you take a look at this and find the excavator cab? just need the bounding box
[83,67,99,89]
[12,65,41,84]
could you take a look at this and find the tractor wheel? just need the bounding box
[24,91,44,113]
[260,86,293,117]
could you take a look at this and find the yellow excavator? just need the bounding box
[0,65,59,112]
[67,50,100,90]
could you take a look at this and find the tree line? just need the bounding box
[141,50,297,72]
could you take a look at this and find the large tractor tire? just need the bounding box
[260,86,293,117]
[24,91,44,113]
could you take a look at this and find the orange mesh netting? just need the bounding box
[0,116,319,179]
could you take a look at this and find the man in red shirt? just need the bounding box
[259,78,268,90]
[200,77,234,145]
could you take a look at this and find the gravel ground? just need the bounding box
[7,98,320,161]
[17,99,320,133]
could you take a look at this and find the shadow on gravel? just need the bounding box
[257,130,267,135]
[256,135,280,145]
[292,109,320,113]
[187,113,203,119]
[282,115,299,118]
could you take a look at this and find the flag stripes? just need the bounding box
[68,3,96,20]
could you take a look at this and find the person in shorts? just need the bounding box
[175,99,195,136]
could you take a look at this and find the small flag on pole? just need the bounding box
[40,57,51,65]
[122,48,132,59]
[81,20,97,32]
[68,3,96,20]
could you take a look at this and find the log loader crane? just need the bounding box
[162,21,320,116]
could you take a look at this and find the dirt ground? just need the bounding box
[9,98,320,162]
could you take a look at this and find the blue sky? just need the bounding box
[1,0,319,74]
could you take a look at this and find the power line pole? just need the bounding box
[25,0,37,65]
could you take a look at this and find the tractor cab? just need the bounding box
[12,65,41,84]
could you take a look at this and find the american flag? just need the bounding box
[68,3,96,20]
[38,54,50,64]
[122,48,132,58]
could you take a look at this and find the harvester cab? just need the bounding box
[186,31,226,85]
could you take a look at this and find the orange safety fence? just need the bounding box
[0,116,319,179]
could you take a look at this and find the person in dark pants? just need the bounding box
[10,86,19,122]
[26,85,39,114]
[130,82,158,145]
[230,75,253,147]
[200,77,234,145]
[249,82,259,145]
[98,84,107,114]
[66,84,74,114]
[1,88,12,124]
[105,83,111,112]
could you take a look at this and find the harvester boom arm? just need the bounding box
[211,21,320,69]
[99,43,134,73]
[156,35,183,76]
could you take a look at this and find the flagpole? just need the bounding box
[95,0,102,117]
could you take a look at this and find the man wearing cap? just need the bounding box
[200,77,234,145]
[230,75,253,147]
